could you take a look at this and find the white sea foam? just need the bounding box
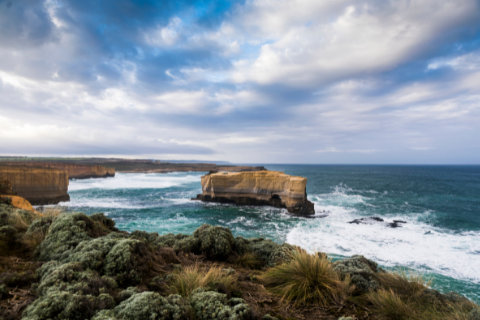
[69,173,202,191]
[287,189,480,285]
[61,197,159,209]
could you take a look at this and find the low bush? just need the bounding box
[262,249,350,306]
[190,288,257,320]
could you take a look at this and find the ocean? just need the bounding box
[57,165,480,302]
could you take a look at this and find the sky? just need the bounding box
[0,0,480,164]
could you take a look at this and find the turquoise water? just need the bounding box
[58,165,480,302]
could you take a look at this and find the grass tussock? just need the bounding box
[377,269,431,296]
[39,207,64,217]
[166,264,237,297]
[262,249,351,306]
[234,252,263,269]
[22,228,48,252]
[367,270,476,320]
[8,211,32,232]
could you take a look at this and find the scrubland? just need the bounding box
[0,196,478,320]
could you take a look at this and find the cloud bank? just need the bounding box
[0,0,479,163]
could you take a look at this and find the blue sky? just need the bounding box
[0,0,479,164]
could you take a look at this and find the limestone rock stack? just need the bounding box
[194,171,315,215]
[0,166,69,205]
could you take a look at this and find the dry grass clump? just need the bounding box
[376,269,431,296]
[234,252,263,269]
[262,249,351,306]
[367,270,476,320]
[39,207,64,217]
[166,264,237,297]
[22,228,49,252]
[8,211,32,232]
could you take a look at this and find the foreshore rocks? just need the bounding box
[1,162,115,179]
[193,171,315,216]
[0,166,69,205]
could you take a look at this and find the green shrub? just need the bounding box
[90,213,117,231]
[194,224,235,259]
[190,288,256,320]
[35,213,99,261]
[65,237,119,271]
[23,289,115,320]
[92,292,192,320]
[333,255,385,293]
[234,237,296,268]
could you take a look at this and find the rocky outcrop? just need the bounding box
[0,195,35,211]
[0,166,69,205]
[2,162,115,179]
[193,171,315,215]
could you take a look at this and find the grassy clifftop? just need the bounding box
[0,202,478,320]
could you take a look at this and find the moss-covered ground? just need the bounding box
[0,202,478,320]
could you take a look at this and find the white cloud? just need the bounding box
[229,0,479,86]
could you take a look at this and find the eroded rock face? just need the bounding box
[194,171,315,215]
[0,166,69,205]
[2,162,115,179]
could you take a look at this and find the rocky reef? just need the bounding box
[0,167,69,205]
[1,162,115,179]
[193,171,315,215]
[0,203,478,320]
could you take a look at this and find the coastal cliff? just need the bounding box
[194,171,315,215]
[1,162,115,179]
[0,166,69,205]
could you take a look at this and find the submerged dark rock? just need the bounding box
[348,217,407,228]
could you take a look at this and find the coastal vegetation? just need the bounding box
[0,199,478,320]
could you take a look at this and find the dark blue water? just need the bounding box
[57,165,480,301]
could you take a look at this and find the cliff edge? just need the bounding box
[193,171,315,215]
[1,162,115,179]
[0,166,69,205]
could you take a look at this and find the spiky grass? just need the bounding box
[367,270,477,320]
[166,264,237,297]
[8,211,32,232]
[262,249,350,306]
[38,207,64,217]
[377,269,431,296]
[234,252,263,269]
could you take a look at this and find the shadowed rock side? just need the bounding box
[193,171,315,216]
[1,162,115,179]
[0,167,69,205]
[0,179,15,195]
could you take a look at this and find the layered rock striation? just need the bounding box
[193,171,315,215]
[0,166,69,205]
[2,162,115,179]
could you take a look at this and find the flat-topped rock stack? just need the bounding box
[0,166,69,205]
[193,170,315,215]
